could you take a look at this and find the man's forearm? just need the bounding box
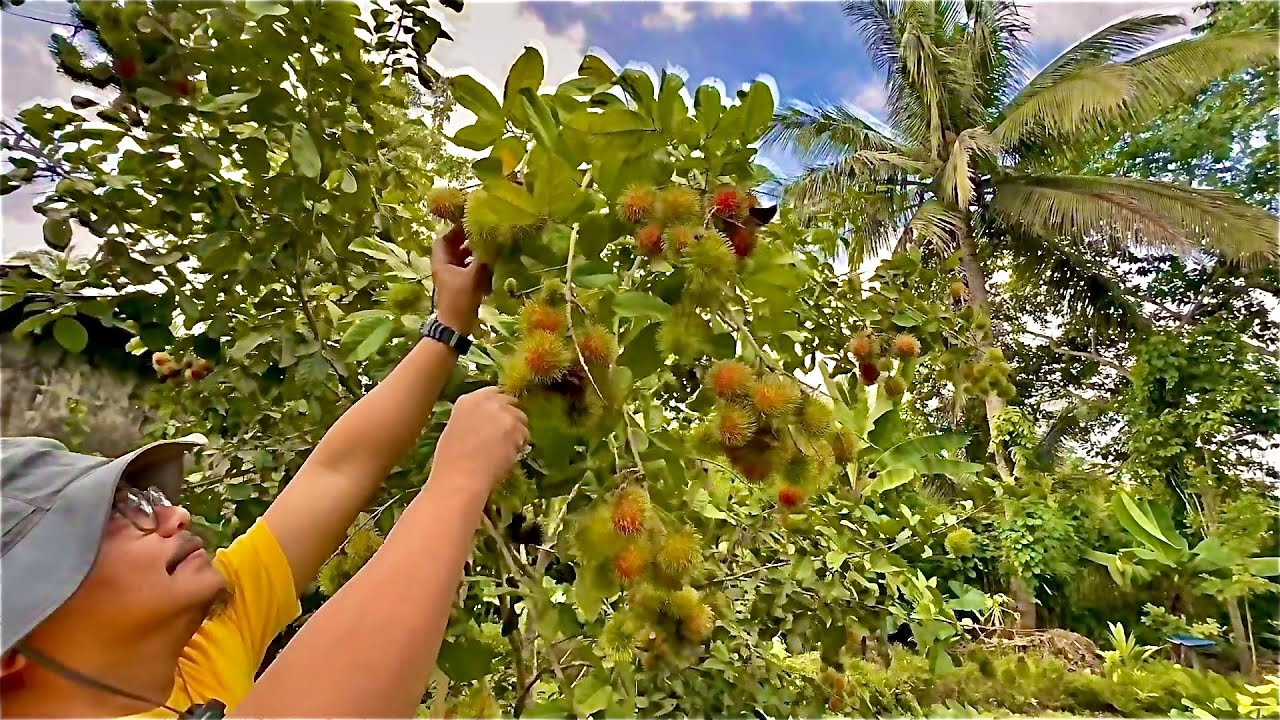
[237,472,487,718]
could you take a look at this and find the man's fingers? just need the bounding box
[463,260,493,294]
[434,225,469,266]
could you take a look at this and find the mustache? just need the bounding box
[165,532,206,574]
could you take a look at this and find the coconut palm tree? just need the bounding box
[768,0,1278,372]
[767,0,1278,628]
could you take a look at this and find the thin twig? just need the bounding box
[1022,328,1130,377]
[291,270,362,397]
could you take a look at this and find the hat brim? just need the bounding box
[2,439,200,653]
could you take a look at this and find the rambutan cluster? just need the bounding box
[151,351,213,384]
[700,360,857,512]
[499,296,620,428]
[614,183,762,267]
[955,346,1016,401]
[847,329,917,399]
[569,484,718,666]
[425,185,547,264]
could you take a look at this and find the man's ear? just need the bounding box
[0,649,28,690]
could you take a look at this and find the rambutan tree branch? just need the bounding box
[1021,328,1130,377]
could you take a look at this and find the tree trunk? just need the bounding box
[956,219,1013,477]
[1227,598,1255,678]
[1010,574,1038,630]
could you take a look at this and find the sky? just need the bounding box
[1,0,1203,257]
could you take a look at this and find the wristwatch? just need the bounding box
[420,316,472,355]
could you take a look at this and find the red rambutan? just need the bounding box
[707,360,754,399]
[635,223,665,256]
[613,545,649,583]
[611,487,648,536]
[619,184,657,224]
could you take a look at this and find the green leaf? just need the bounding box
[866,467,913,496]
[52,317,88,353]
[450,75,502,122]
[503,47,545,126]
[1115,493,1178,551]
[695,84,723,131]
[450,119,504,151]
[467,180,541,228]
[1246,557,1280,577]
[229,331,271,360]
[578,54,615,85]
[947,583,987,612]
[1190,537,1241,572]
[343,315,395,361]
[656,71,688,133]
[617,68,656,111]
[245,0,289,17]
[612,291,670,319]
[518,88,568,159]
[135,87,172,108]
[43,217,71,251]
[197,90,259,113]
[873,433,970,469]
[12,312,54,339]
[529,147,585,220]
[436,636,496,683]
[740,80,775,139]
[290,124,321,178]
[341,169,357,193]
[566,107,654,136]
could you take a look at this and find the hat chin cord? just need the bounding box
[16,643,222,719]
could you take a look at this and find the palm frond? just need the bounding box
[963,0,1032,110]
[990,64,1135,149]
[908,200,963,251]
[1033,397,1115,469]
[764,103,905,163]
[940,127,1000,208]
[989,173,1280,266]
[1127,29,1280,106]
[843,0,902,72]
[784,151,906,207]
[1026,14,1184,90]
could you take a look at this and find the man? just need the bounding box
[0,227,530,718]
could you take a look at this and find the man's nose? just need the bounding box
[155,503,192,537]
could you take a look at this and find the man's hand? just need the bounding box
[431,387,529,492]
[433,225,491,336]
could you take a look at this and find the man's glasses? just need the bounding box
[112,485,173,533]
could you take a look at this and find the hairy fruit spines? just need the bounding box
[776,484,805,509]
[858,361,881,386]
[945,527,977,557]
[656,186,701,224]
[707,360,755,400]
[635,223,665,256]
[519,299,565,336]
[576,325,616,367]
[848,331,877,361]
[892,333,921,359]
[798,396,834,437]
[750,375,801,418]
[715,404,758,448]
[657,529,701,577]
[883,375,907,399]
[618,184,657,224]
[517,333,573,383]
[831,428,856,464]
[613,545,650,583]
[611,486,649,537]
[726,223,757,257]
[426,187,466,223]
[710,184,749,220]
[662,225,698,259]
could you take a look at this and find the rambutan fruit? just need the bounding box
[945,527,977,557]
[152,351,176,377]
[726,441,776,482]
[750,375,801,418]
[426,187,466,223]
[809,438,835,471]
[576,325,616,367]
[635,222,665,256]
[892,333,921,359]
[600,614,638,661]
[613,545,649,583]
[573,506,624,559]
[187,358,213,381]
[776,484,805,509]
[715,404,758,448]
[669,586,702,618]
[114,56,139,81]
[726,223,757,258]
[707,359,755,400]
[657,529,701,577]
[876,357,893,372]
[960,362,978,382]
[949,281,969,301]
[848,331,877,361]
[499,356,534,397]
[628,585,666,619]
[657,186,701,224]
[662,224,698,259]
[828,696,845,713]
[710,184,748,220]
[657,309,711,362]
[684,229,737,279]
[883,376,907,399]
[519,299,564,335]
[985,347,1005,363]
[798,396,834,437]
[618,184,657,224]
[679,602,715,642]
[781,455,816,487]
[831,427,856,464]
[516,333,572,383]
[611,486,649,536]
[859,361,881,386]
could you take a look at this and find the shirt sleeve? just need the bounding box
[210,519,302,665]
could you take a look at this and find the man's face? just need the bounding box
[42,489,227,636]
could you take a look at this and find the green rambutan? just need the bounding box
[707,359,755,400]
[945,527,977,557]
[669,586,702,618]
[710,184,748,220]
[798,396,834,437]
[657,309,711,363]
[613,545,650,583]
[831,427,857,464]
[715,404,758,448]
[781,454,816,486]
[618,184,657,224]
[635,222,665,256]
[657,528,701,577]
[573,506,624,560]
[876,356,893,372]
[750,375,801,418]
[679,603,715,642]
[600,613,638,661]
[516,332,572,383]
[576,325,616,367]
[883,375,907,399]
[892,333,921,359]
[684,229,737,279]
[519,299,565,335]
[985,347,1005,363]
[426,187,466,223]
[949,281,969,300]
[656,186,701,224]
[848,331,877,361]
[662,224,698,259]
[611,486,649,536]
[726,440,777,482]
[499,355,534,397]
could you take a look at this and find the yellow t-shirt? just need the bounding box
[126,519,301,718]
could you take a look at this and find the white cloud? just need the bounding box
[1022,0,1203,48]
[641,2,696,31]
[853,82,887,115]
[707,2,754,20]
[432,3,588,91]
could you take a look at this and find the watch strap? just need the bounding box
[420,317,472,355]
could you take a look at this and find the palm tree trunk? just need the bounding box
[1010,575,1038,630]
[956,218,1013,477]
